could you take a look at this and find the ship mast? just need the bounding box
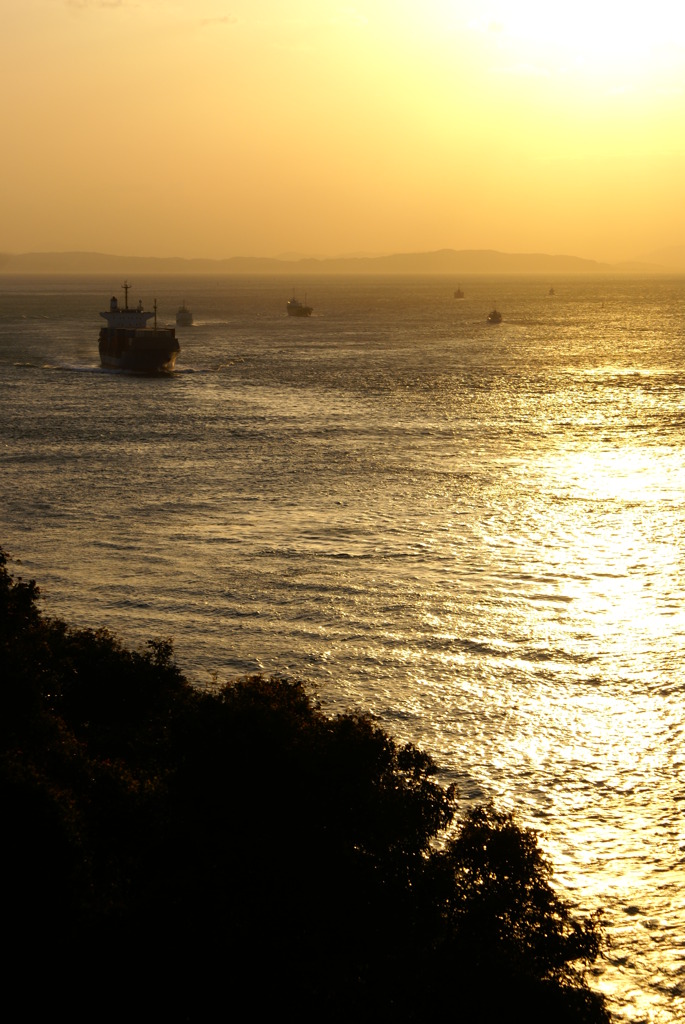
[122,280,131,310]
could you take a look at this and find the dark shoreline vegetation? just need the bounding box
[1,548,610,1021]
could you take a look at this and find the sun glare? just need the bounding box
[471,0,685,81]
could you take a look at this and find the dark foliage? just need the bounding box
[0,548,610,1022]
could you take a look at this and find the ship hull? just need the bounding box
[99,328,180,373]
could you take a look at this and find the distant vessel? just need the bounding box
[487,308,503,324]
[287,295,313,317]
[548,287,555,296]
[176,301,193,326]
[99,282,180,372]
[454,285,464,298]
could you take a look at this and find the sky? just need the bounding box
[4,0,685,263]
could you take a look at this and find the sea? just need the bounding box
[1,273,684,1022]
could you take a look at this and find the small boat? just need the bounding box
[176,301,193,326]
[454,285,464,299]
[287,295,313,317]
[548,287,555,296]
[487,308,502,324]
[98,282,180,372]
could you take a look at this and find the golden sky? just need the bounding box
[4,0,685,262]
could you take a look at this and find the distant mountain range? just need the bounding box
[0,248,678,276]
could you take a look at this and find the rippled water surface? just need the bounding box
[1,274,684,1021]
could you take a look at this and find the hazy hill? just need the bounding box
[639,245,685,272]
[0,247,664,276]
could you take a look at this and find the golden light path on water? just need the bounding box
[401,429,685,1020]
[539,442,685,1016]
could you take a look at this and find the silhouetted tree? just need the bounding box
[0,548,610,1021]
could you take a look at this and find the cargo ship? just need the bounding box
[99,282,180,372]
[176,301,193,326]
[287,295,313,316]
